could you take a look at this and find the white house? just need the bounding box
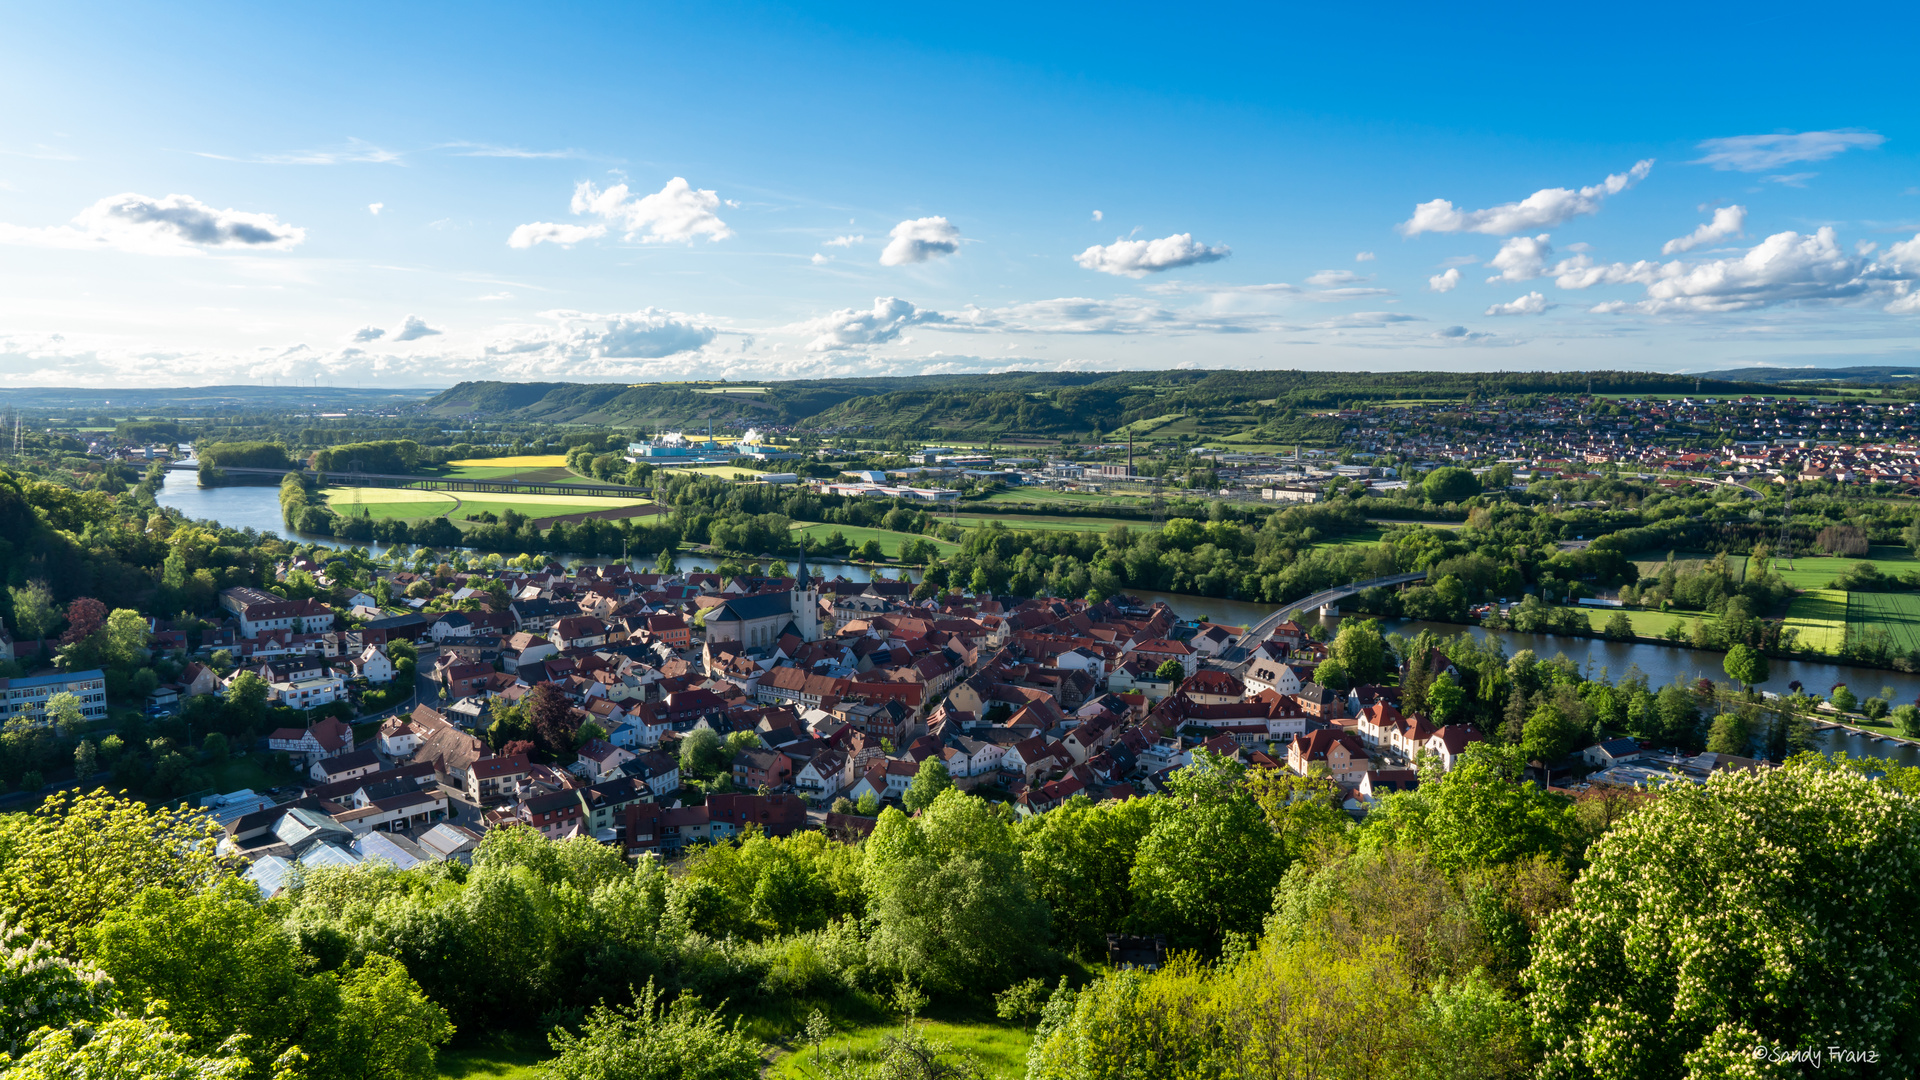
[795,749,850,796]
[1583,737,1641,769]
[270,672,346,709]
[574,740,636,783]
[376,716,421,757]
[347,645,394,684]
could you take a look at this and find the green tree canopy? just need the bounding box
[1422,467,1480,504]
[1722,643,1769,689]
[1528,757,1920,1078]
[1129,750,1287,951]
[901,758,953,812]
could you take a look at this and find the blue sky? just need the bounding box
[2,0,1917,387]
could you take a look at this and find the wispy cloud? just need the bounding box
[1691,130,1884,172]
[193,137,402,165]
[1399,160,1653,236]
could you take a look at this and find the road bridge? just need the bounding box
[1234,570,1429,641]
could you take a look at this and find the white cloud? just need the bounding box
[1662,205,1746,255]
[0,192,306,254]
[439,142,582,159]
[824,234,863,247]
[1763,173,1817,188]
[1398,160,1653,236]
[811,253,829,265]
[350,326,385,343]
[1691,130,1885,172]
[368,202,384,216]
[1092,210,1103,222]
[1557,227,1920,314]
[508,177,731,249]
[803,297,947,351]
[1428,268,1462,292]
[571,177,732,243]
[488,308,717,360]
[1485,292,1552,316]
[1306,269,1369,287]
[391,315,442,342]
[1074,232,1230,277]
[880,217,962,266]
[1486,234,1553,282]
[507,222,607,249]
[1355,251,1376,262]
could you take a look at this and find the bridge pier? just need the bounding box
[1320,603,1340,617]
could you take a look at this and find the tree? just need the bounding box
[100,607,150,668]
[1654,684,1699,749]
[1830,684,1858,713]
[864,790,1051,993]
[0,788,231,954]
[1704,712,1749,754]
[59,597,106,645]
[1897,704,1920,739]
[902,758,953,812]
[1,1015,261,1080]
[678,726,726,780]
[222,671,270,730]
[528,683,578,760]
[1130,750,1287,951]
[1601,610,1635,640]
[1425,673,1465,725]
[0,921,113,1055]
[5,581,57,643]
[201,731,230,764]
[1422,467,1480,504]
[1311,658,1349,693]
[1528,757,1920,1078]
[655,548,676,574]
[72,739,98,782]
[1329,617,1387,686]
[1365,744,1575,873]
[42,691,85,737]
[308,955,455,1080]
[545,979,762,1080]
[1017,796,1154,958]
[856,791,881,816]
[1153,658,1186,684]
[1722,643,1769,690]
[1521,702,1579,765]
[831,797,855,815]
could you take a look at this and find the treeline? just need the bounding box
[7,750,1915,1076]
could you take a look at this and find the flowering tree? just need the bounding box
[1526,756,1920,1078]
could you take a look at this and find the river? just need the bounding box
[155,476,1918,767]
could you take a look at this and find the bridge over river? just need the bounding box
[1236,571,1429,641]
[166,461,650,500]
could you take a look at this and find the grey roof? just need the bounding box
[708,593,794,622]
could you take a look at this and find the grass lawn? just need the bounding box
[436,1032,551,1080]
[1845,591,1920,653]
[1785,588,1848,653]
[951,513,1152,533]
[1560,605,1719,637]
[1318,525,1385,547]
[1754,546,1919,589]
[767,1014,1033,1080]
[791,522,962,557]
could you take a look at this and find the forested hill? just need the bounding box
[422,370,1776,441]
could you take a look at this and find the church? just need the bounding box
[701,551,820,649]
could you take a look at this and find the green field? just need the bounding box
[1563,605,1720,637]
[1785,589,1848,653]
[1632,550,1747,583]
[1753,547,1919,589]
[791,522,963,557]
[436,1032,550,1080]
[952,513,1154,533]
[1318,525,1386,547]
[322,486,650,523]
[1845,591,1920,653]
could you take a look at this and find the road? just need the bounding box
[1234,570,1429,641]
